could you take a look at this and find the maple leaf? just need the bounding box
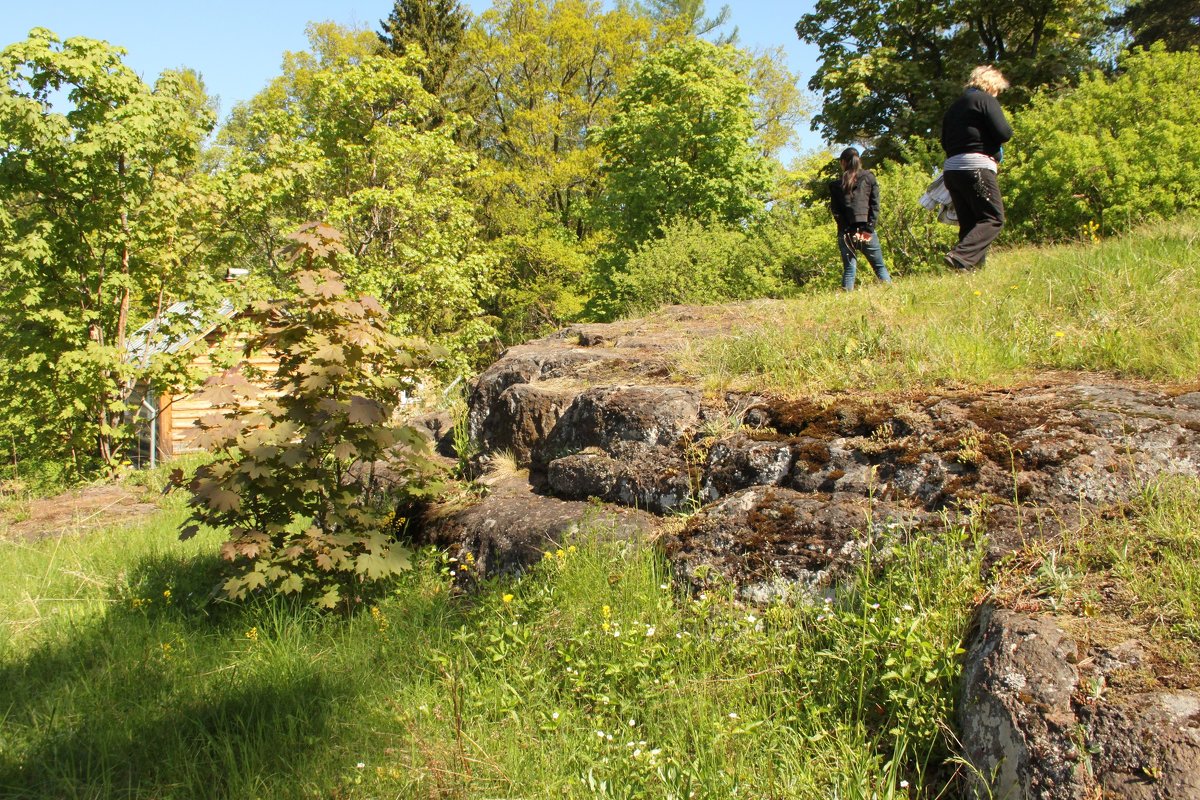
[333,441,358,460]
[241,571,267,591]
[281,446,309,467]
[296,272,318,295]
[348,396,386,425]
[313,343,344,362]
[206,488,241,513]
[317,586,341,609]
[197,382,239,406]
[316,279,345,299]
[279,573,305,594]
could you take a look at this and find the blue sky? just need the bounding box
[1,1,825,154]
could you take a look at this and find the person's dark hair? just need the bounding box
[839,147,861,192]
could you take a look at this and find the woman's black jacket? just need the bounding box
[940,88,1013,158]
[829,170,879,233]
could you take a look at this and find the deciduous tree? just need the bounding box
[0,29,217,474]
[217,24,498,370]
[595,38,770,247]
[796,0,1109,159]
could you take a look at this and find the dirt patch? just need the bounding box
[0,484,164,542]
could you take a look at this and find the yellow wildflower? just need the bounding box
[502,593,515,604]
[245,626,259,641]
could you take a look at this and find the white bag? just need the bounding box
[919,173,957,224]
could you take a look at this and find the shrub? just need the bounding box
[594,217,787,318]
[178,223,445,610]
[1005,45,1200,241]
[873,159,958,276]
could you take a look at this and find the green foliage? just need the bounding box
[795,0,1110,158]
[217,24,498,371]
[378,0,473,102]
[594,217,788,319]
[1004,45,1200,241]
[596,38,770,247]
[0,28,218,475]
[179,223,445,610]
[465,0,660,339]
[872,160,956,275]
[1108,0,1200,52]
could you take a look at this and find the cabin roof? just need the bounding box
[126,299,238,363]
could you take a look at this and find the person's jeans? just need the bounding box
[839,231,891,291]
[943,168,1004,267]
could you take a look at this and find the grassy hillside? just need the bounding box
[685,217,1200,394]
[2,223,1199,799]
[1,499,983,799]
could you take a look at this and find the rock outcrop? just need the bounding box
[959,606,1200,799]
[415,303,1200,797]
[454,309,1200,571]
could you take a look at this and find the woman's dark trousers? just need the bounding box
[944,168,1004,267]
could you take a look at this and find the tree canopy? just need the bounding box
[595,38,769,247]
[795,0,1110,159]
[0,28,218,473]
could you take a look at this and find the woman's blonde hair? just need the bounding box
[966,65,1010,95]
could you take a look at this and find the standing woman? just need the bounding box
[829,147,891,291]
[940,65,1013,270]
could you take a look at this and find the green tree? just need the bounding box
[181,223,444,610]
[217,24,497,370]
[1004,45,1200,240]
[640,0,737,43]
[464,0,658,338]
[595,38,770,247]
[0,29,217,474]
[1109,0,1200,51]
[796,0,1110,159]
[378,0,478,124]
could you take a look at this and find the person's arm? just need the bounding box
[984,94,1013,145]
[866,174,879,232]
[829,181,844,224]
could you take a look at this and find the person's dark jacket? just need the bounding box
[940,87,1013,158]
[829,170,879,233]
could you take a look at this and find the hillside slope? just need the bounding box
[423,220,1200,797]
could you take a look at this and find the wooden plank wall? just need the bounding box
[160,343,279,458]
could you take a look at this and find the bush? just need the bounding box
[593,217,788,318]
[1005,45,1200,241]
[179,223,445,610]
[873,160,958,276]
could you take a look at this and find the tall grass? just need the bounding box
[1,505,983,799]
[686,217,1200,393]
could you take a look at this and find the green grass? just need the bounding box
[1,502,985,799]
[1048,477,1200,667]
[685,217,1200,393]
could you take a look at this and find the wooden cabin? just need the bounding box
[126,301,278,465]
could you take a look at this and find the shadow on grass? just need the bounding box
[0,668,339,799]
[0,549,352,799]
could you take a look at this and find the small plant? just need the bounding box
[956,433,985,465]
[178,222,445,609]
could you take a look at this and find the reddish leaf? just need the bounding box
[348,396,386,425]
